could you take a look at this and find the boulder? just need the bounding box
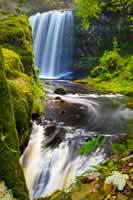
[54,87,67,95]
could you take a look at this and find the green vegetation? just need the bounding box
[79,135,106,155]
[0,181,16,200]
[110,0,133,27]
[0,48,29,200]
[75,0,101,29]
[0,0,74,14]
[36,134,133,200]
[0,11,45,200]
[77,36,133,96]
[0,14,34,75]
[0,14,45,150]
[112,133,133,156]
[75,0,133,29]
[0,1,132,200]
[89,38,133,96]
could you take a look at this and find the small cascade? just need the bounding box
[21,81,133,199]
[21,122,105,199]
[30,11,74,79]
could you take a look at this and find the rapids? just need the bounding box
[21,81,133,199]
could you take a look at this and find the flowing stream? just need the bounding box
[21,81,133,199]
[24,9,133,199]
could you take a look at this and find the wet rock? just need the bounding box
[104,183,114,193]
[44,124,56,136]
[61,110,65,114]
[127,101,133,109]
[32,113,41,120]
[55,96,62,100]
[45,80,49,85]
[75,114,81,119]
[54,87,67,95]
[43,124,66,148]
[78,172,100,184]
[55,96,65,103]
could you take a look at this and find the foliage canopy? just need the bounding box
[75,0,101,29]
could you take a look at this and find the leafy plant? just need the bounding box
[122,56,133,80]
[112,133,133,156]
[91,50,124,79]
[75,0,101,29]
[91,37,124,80]
[110,0,133,28]
[79,135,106,155]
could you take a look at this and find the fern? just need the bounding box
[79,135,106,155]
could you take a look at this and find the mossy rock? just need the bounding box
[54,87,67,95]
[0,181,16,200]
[0,15,34,75]
[2,48,33,150]
[2,47,45,150]
[2,48,24,78]
[128,102,133,109]
[0,13,45,200]
[0,48,29,200]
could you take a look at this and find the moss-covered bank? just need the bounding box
[0,48,29,200]
[0,14,45,151]
[0,12,45,200]
[0,14,34,75]
[76,49,133,97]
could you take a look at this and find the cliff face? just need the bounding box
[0,48,29,200]
[0,14,44,151]
[0,13,44,199]
[0,0,74,16]
[74,11,133,70]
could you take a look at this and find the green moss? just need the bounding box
[78,51,133,96]
[0,15,34,75]
[8,80,32,146]
[0,48,29,200]
[127,99,133,109]
[2,48,24,79]
[1,48,33,148]
[92,78,133,96]
[0,13,45,200]
[0,181,16,200]
[32,80,45,114]
[91,50,124,80]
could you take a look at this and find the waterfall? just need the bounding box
[21,122,105,199]
[20,80,132,199]
[29,11,74,79]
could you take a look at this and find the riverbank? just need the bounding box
[75,78,133,97]
[75,77,133,111]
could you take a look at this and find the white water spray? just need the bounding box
[21,122,105,199]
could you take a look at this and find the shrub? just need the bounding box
[100,50,123,73]
[91,50,124,80]
[123,56,133,80]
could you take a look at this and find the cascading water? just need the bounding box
[29,11,74,79]
[21,122,105,199]
[21,81,133,199]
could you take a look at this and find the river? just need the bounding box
[21,80,133,199]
